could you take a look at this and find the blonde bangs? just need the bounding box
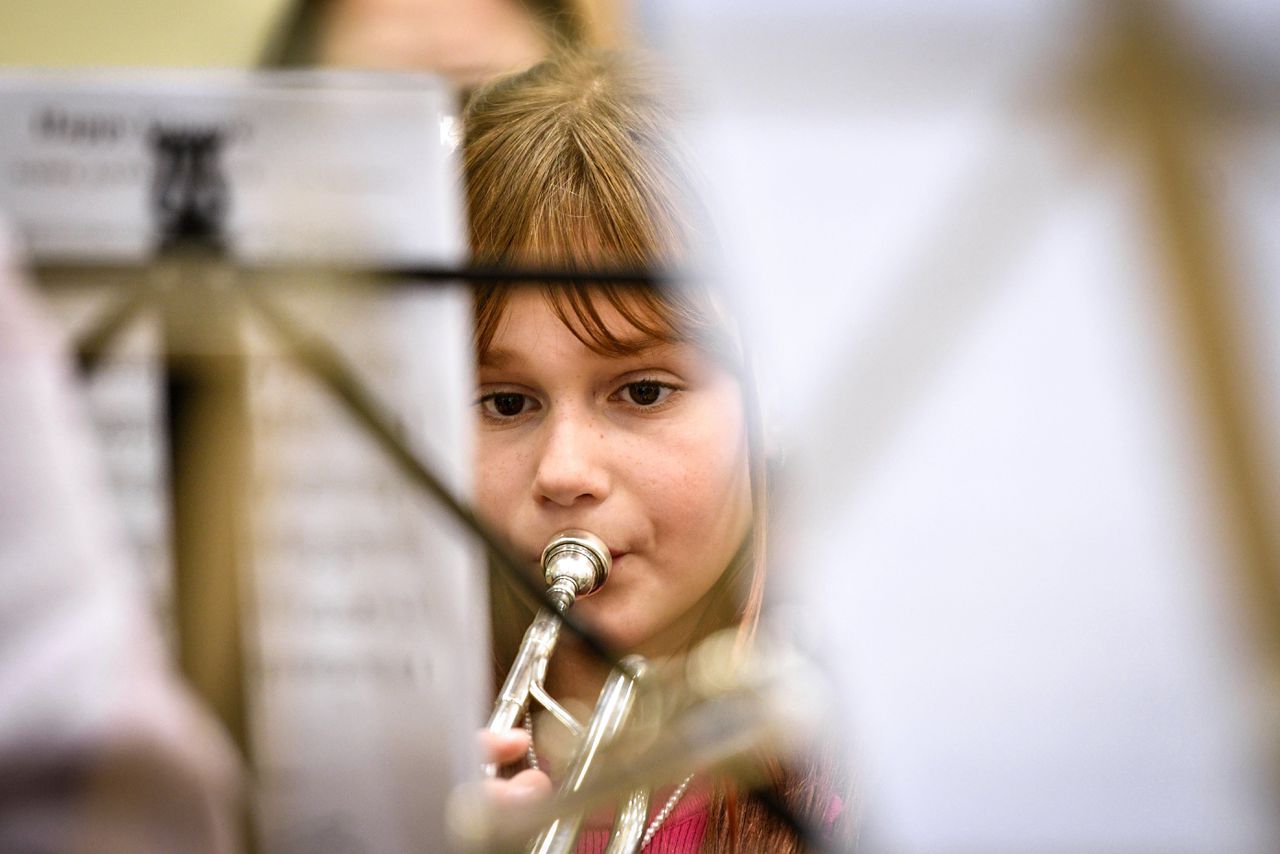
[464,51,734,364]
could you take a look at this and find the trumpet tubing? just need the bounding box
[526,657,649,854]
[484,531,611,771]
[483,530,658,854]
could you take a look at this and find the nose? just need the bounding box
[532,408,610,508]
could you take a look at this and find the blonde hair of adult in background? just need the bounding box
[463,49,846,853]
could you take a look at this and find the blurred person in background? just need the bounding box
[0,225,241,853]
[268,0,626,89]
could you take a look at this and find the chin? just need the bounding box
[575,608,650,655]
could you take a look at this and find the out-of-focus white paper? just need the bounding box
[2,72,485,854]
[651,2,1280,851]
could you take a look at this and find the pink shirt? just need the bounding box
[574,784,711,854]
[572,779,845,852]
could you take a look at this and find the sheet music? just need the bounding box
[245,286,481,854]
[0,70,461,264]
[2,72,485,853]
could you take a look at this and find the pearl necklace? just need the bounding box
[638,772,696,850]
[524,714,695,850]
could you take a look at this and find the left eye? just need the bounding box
[478,391,535,418]
[620,381,673,406]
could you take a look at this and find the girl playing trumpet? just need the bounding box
[464,50,846,853]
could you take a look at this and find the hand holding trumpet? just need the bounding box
[478,729,552,807]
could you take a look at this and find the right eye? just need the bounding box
[478,391,534,419]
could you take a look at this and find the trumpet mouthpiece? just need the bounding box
[541,530,611,608]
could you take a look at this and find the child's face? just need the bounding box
[474,289,752,657]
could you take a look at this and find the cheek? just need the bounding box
[473,440,527,519]
[642,405,751,538]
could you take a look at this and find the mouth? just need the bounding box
[528,537,625,569]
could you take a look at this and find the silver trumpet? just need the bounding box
[484,530,654,854]
[484,530,611,764]
[465,626,825,854]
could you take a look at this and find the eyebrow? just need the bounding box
[477,348,520,369]
[479,340,673,368]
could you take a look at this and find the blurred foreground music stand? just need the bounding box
[655,0,1280,847]
[146,125,254,764]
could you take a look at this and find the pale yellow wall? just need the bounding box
[0,0,294,67]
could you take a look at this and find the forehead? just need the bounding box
[478,286,677,363]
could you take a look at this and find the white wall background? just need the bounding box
[648,2,1280,850]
